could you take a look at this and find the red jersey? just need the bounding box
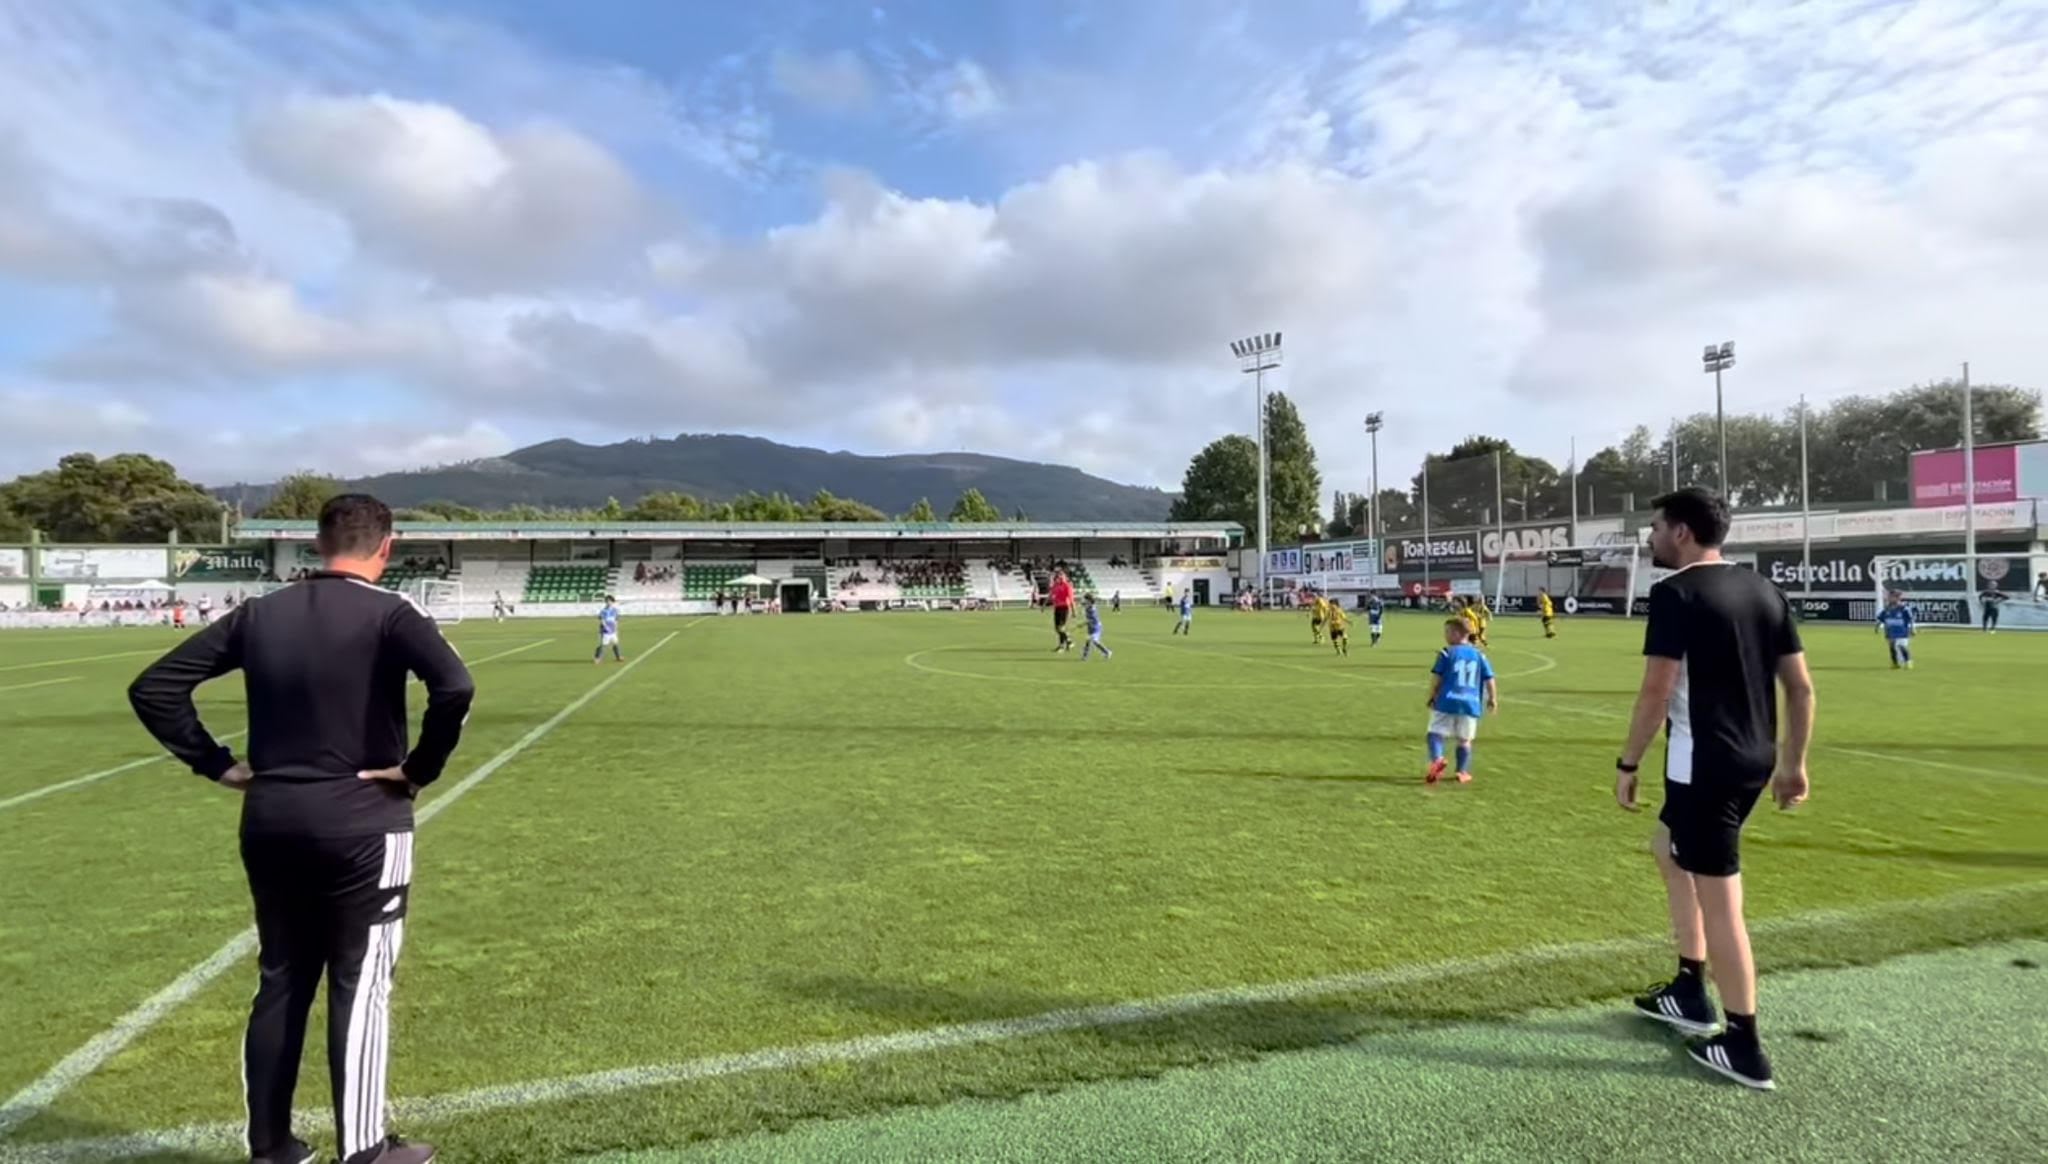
[1050,577,1075,609]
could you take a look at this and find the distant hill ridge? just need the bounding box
[216,433,1174,521]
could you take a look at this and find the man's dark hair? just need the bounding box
[316,494,393,559]
[1651,486,1731,548]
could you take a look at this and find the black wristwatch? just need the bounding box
[1615,758,1640,773]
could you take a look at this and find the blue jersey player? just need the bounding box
[1081,595,1112,660]
[1366,594,1385,647]
[1172,588,1194,635]
[1877,590,1915,669]
[1425,618,1496,784]
[594,596,623,663]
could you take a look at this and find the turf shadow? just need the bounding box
[764,967,1698,1071]
[1192,767,1432,788]
[1356,1034,1690,1081]
[4,1112,219,1163]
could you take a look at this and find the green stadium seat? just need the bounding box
[524,564,609,604]
[683,563,752,599]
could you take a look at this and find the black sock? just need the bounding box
[1725,1011,1758,1045]
[1677,956,1705,982]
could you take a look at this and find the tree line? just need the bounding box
[0,455,1024,545]
[8,380,2035,548]
[254,475,1015,526]
[1169,380,2039,544]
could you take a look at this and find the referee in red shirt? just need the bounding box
[1049,569,1076,653]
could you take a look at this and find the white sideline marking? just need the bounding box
[0,677,81,695]
[0,649,163,674]
[15,877,2047,1163]
[0,732,249,815]
[0,631,679,1138]
[0,640,556,817]
[1827,746,2048,788]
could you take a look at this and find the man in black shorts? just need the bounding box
[1614,487,1815,1090]
[1978,583,2006,632]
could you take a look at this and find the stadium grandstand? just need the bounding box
[0,521,1244,626]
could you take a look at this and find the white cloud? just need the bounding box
[750,155,1386,377]
[771,49,875,111]
[244,95,654,293]
[0,377,511,482]
[3,0,2048,501]
[1361,0,1408,26]
[923,59,1003,123]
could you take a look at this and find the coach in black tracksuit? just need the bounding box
[129,495,473,1164]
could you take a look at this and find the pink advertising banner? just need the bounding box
[1910,445,2019,507]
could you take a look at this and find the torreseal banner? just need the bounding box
[1385,534,1479,575]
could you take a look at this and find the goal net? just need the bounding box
[409,579,464,625]
[1491,544,1643,618]
[1870,554,2048,631]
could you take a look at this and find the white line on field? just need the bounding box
[0,649,163,674]
[0,640,558,817]
[1826,746,2048,788]
[0,631,681,1138]
[17,876,2047,1163]
[0,677,81,695]
[0,731,250,815]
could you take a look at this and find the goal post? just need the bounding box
[1869,554,2047,631]
[1491,544,1642,618]
[409,578,465,625]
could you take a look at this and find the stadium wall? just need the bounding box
[1264,502,2047,619]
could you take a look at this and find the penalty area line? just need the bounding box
[0,677,83,695]
[0,648,165,674]
[0,631,680,1140]
[19,877,2048,1162]
[0,639,558,817]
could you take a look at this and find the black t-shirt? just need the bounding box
[1643,561,1802,786]
[129,572,476,837]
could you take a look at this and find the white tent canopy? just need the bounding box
[90,579,173,594]
[728,573,775,587]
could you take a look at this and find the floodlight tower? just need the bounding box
[1231,332,1282,597]
[1364,412,1384,547]
[1701,341,1735,497]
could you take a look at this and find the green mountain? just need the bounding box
[218,434,1173,521]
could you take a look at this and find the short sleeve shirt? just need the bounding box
[1643,561,1802,784]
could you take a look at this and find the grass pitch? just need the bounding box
[1,608,2045,1162]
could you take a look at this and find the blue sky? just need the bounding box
[2,0,2046,488]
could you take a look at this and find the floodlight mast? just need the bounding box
[1364,412,1384,548]
[1231,332,1282,600]
[1701,341,1735,497]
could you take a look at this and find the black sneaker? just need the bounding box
[1686,1032,1775,1091]
[345,1136,438,1164]
[251,1140,316,1164]
[1632,978,1719,1036]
